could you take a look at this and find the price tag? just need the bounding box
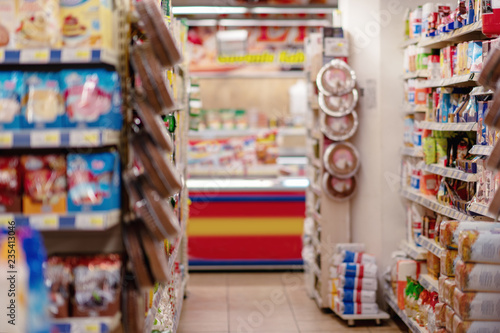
[70,130,100,147]
[20,49,50,63]
[31,131,61,148]
[0,215,14,227]
[76,214,104,229]
[0,132,13,148]
[30,215,59,230]
[84,324,99,333]
[0,48,5,63]
[61,48,91,63]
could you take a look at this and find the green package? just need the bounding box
[423,137,437,165]
[436,138,448,164]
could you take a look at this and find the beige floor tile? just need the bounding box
[227,273,284,287]
[229,317,299,333]
[179,309,229,323]
[177,321,229,332]
[297,319,364,331]
[183,300,228,312]
[368,330,406,333]
[189,272,228,287]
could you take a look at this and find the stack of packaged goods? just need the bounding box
[328,244,381,316]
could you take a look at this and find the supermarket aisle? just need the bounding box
[177,272,405,333]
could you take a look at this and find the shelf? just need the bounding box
[399,188,474,221]
[172,276,188,333]
[332,306,390,324]
[312,261,321,278]
[401,37,421,48]
[51,313,121,333]
[469,202,496,219]
[469,145,493,156]
[417,236,444,258]
[0,210,120,230]
[400,240,427,261]
[422,164,477,182]
[403,104,428,113]
[471,86,495,96]
[418,21,485,49]
[312,211,322,224]
[0,48,118,66]
[313,288,323,308]
[385,291,429,333]
[400,147,424,158]
[403,70,429,80]
[418,73,479,88]
[418,274,439,293]
[0,129,120,149]
[417,121,477,131]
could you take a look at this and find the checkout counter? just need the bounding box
[187,177,308,269]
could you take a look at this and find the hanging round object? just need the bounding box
[323,142,360,179]
[318,89,358,117]
[316,60,356,96]
[320,111,359,142]
[322,172,357,202]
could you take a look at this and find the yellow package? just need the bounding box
[60,0,115,48]
[16,0,61,48]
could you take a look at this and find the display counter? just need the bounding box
[187,178,308,269]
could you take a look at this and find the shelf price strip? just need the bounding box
[469,145,493,156]
[417,121,477,131]
[423,164,477,182]
[401,240,427,261]
[418,236,444,257]
[418,274,439,293]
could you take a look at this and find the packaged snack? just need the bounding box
[453,316,500,333]
[439,277,457,305]
[338,288,376,303]
[456,259,500,292]
[22,72,64,129]
[72,254,121,317]
[445,305,455,332]
[60,69,122,129]
[440,249,459,277]
[16,0,61,48]
[333,297,379,315]
[0,157,21,213]
[0,1,16,48]
[60,0,115,48]
[45,257,72,318]
[323,143,360,179]
[459,230,500,264]
[0,72,23,130]
[396,259,427,309]
[320,112,359,142]
[427,252,441,279]
[338,276,377,291]
[316,60,356,96]
[21,155,67,214]
[453,288,500,321]
[440,221,500,250]
[67,152,120,213]
[435,302,447,328]
[337,263,377,279]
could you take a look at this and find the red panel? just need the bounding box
[189,191,305,197]
[188,235,302,260]
[190,201,305,218]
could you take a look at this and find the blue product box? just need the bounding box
[0,71,23,130]
[441,93,451,123]
[60,69,122,130]
[477,102,488,145]
[22,72,64,129]
[67,152,121,212]
[466,0,475,25]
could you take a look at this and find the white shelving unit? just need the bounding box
[400,240,427,261]
[417,236,444,258]
[418,274,439,293]
[422,164,477,182]
[469,145,493,156]
[417,121,477,131]
[0,47,118,66]
[400,147,424,158]
[0,129,120,148]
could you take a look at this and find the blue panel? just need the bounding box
[190,196,305,203]
[189,259,304,266]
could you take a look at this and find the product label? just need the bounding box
[471,233,500,264]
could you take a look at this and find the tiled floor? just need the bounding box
[177,272,407,333]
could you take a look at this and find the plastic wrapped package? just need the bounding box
[456,259,500,292]
[338,276,377,291]
[427,252,441,279]
[440,249,458,277]
[453,315,500,333]
[337,263,377,279]
[440,221,500,250]
[395,260,427,309]
[332,250,376,266]
[338,288,376,303]
[459,230,500,264]
[445,305,455,333]
[452,288,500,321]
[434,302,447,328]
[334,297,379,315]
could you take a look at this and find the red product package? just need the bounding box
[0,157,21,213]
[46,256,72,318]
[21,154,67,214]
[72,254,121,317]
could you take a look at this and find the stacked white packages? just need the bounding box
[328,244,381,315]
